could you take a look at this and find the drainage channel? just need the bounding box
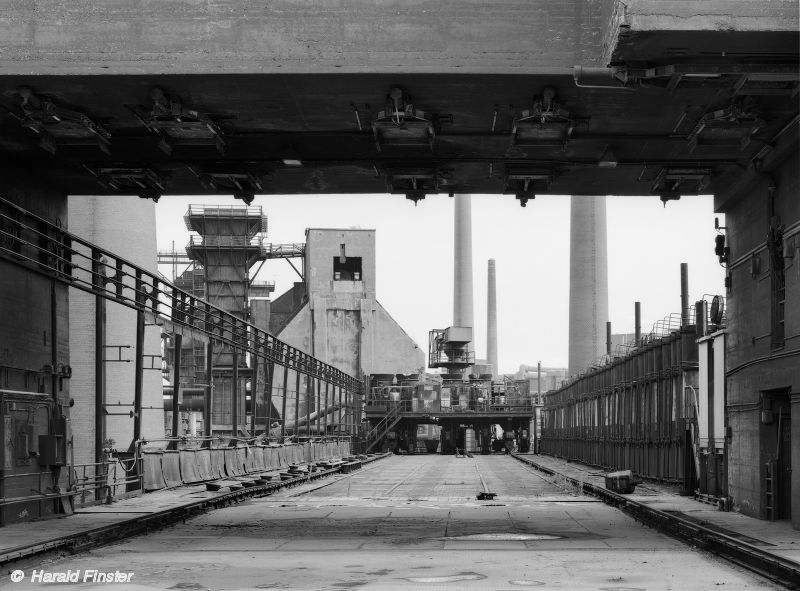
[0,453,390,567]
[511,453,800,589]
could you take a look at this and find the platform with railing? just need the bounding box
[365,384,534,418]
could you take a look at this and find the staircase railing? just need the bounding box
[365,405,403,453]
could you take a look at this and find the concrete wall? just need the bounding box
[717,127,799,527]
[68,196,164,458]
[0,1,612,74]
[268,282,306,335]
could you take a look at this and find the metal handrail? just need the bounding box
[0,196,361,393]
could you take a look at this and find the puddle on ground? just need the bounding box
[439,533,562,541]
[403,572,487,583]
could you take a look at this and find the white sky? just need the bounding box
[155,194,725,375]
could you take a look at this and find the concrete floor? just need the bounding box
[8,456,781,590]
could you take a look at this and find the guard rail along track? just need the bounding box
[512,453,800,589]
[0,453,389,567]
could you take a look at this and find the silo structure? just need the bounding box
[568,195,609,376]
[68,195,165,464]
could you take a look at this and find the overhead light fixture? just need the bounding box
[282,159,303,167]
[598,147,618,168]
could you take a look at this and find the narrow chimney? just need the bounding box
[453,194,474,330]
[568,195,609,375]
[487,259,498,377]
[634,301,641,345]
[680,263,689,327]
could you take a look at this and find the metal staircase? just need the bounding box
[365,405,403,453]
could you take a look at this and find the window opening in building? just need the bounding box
[333,256,362,281]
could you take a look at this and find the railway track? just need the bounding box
[0,453,389,568]
[512,453,800,589]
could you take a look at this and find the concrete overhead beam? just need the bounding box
[0,0,609,75]
[603,0,799,64]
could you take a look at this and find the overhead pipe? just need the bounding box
[272,403,344,435]
[572,66,632,90]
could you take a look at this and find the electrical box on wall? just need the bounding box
[38,434,65,466]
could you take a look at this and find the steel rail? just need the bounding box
[0,453,389,567]
[511,454,800,589]
[0,196,361,392]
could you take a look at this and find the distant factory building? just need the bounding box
[271,228,424,378]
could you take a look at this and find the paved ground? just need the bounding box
[3,455,783,590]
[520,453,800,565]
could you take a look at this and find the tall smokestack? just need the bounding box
[487,259,498,377]
[454,194,474,331]
[568,195,609,376]
[680,263,689,327]
[635,301,642,345]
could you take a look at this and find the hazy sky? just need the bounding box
[154,193,725,375]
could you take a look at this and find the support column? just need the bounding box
[280,364,289,439]
[231,350,239,440]
[568,195,608,376]
[169,334,182,448]
[93,254,106,499]
[265,360,274,435]
[295,370,301,437]
[203,340,213,446]
[324,381,330,435]
[251,353,259,434]
[487,258,498,377]
[132,309,145,451]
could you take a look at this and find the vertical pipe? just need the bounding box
[170,334,182,447]
[132,310,145,449]
[680,263,689,327]
[50,280,58,401]
[280,363,289,439]
[487,258,498,377]
[634,302,642,346]
[606,321,612,355]
[231,350,239,440]
[94,283,106,499]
